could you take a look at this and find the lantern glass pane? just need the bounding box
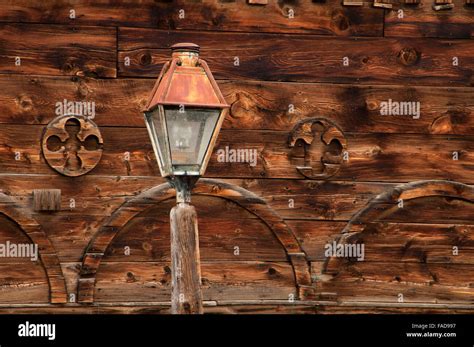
[165,107,220,173]
[144,106,171,175]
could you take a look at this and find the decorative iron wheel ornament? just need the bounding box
[42,115,103,177]
[288,118,347,180]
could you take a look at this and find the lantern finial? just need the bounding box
[171,43,200,67]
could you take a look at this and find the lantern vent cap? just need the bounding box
[171,43,200,54]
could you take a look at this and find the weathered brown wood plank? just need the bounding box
[0,263,49,303]
[104,215,288,262]
[118,29,474,86]
[0,0,384,36]
[94,261,297,302]
[20,200,474,264]
[326,262,474,287]
[0,76,472,135]
[298,222,474,263]
[0,303,471,314]
[0,174,382,223]
[1,127,474,182]
[0,175,388,221]
[320,262,474,304]
[385,0,474,38]
[0,24,116,77]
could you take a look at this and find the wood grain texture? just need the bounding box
[0,0,384,36]
[1,126,474,182]
[0,0,471,313]
[0,192,67,303]
[78,179,310,303]
[304,221,474,264]
[0,174,390,222]
[385,0,474,38]
[170,203,203,314]
[0,24,116,77]
[317,181,474,304]
[33,189,61,211]
[342,180,474,232]
[0,302,471,314]
[118,29,474,86]
[94,261,298,302]
[0,76,472,136]
[0,263,49,303]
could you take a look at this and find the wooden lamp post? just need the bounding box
[143,43,229,314]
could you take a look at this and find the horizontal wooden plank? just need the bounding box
[0,76,151,127]
[0,76,472,135]
[319,262,474,304]
[0,0,384,36]
[94,261,297,302]
[0,302,471,314]
[209,131,474,182]
[327,262,474,287]
[385,0,474,38]
[3,177,474,263]
[0,263,49,303]
[221,80,474,134]
[0,24,116,77]
[1,127,474,182]
[321,281,474,304]
[0,174,162,197]
[0,175,388,221]
[118,29,474,86]
[375,196,474,224]
[306,222,474,264]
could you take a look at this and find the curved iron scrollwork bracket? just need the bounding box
[288,118,347,180]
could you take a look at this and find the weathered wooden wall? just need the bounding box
[0,0,472,313]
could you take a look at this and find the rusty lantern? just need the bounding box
[143,43,229,314]
[144,43,229,185]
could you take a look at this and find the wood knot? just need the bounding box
[17,94,33,111]
[430,114,453,134]
[142,242,152,252]
[365,146,382,157]
[331,10,350,31]
[163,266,171,275]
[211,184,221,193]
[62,62,75,73]
[230,92,254,119]
[365,99,378,111]
[268,267,277,276]
[398,48,420,66]
[138,98,148,111]
[140,52,152,66]
[126,272,136,282]
[77,80,91,98]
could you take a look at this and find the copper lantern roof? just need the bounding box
[145,43,230,111]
